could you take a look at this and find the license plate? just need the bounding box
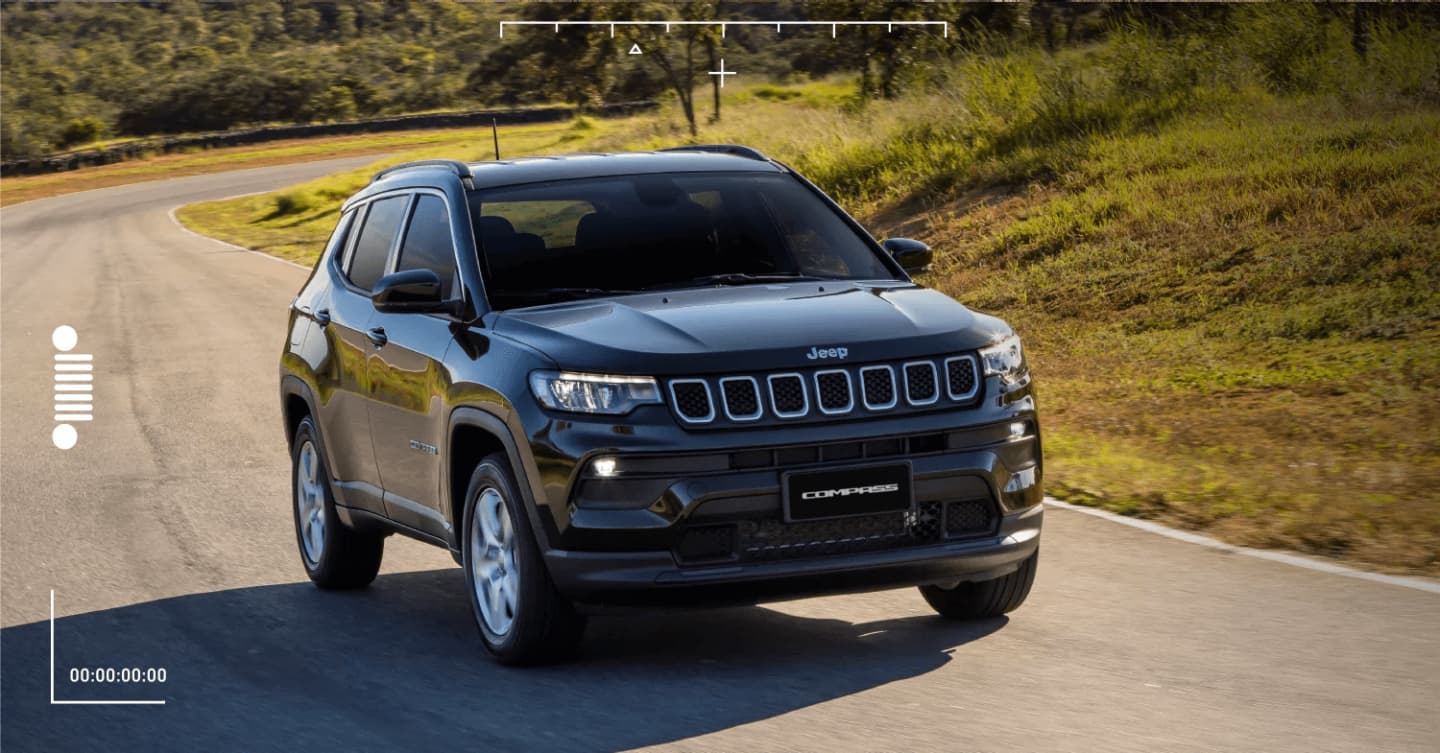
[784,462,913,522]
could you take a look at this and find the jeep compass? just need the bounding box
[279,146,1043,664]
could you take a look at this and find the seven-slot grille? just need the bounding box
[668,354,981,425]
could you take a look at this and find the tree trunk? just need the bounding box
[1351,5,1370,61]
[683,36,698,137]
[707,37,721,124]
[644,34,698,138]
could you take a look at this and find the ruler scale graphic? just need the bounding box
[499,19,948,39]
[51,326,92,448]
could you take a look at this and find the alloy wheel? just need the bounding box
[470,486,520,637]
[295,440,326,566]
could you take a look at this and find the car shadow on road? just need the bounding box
[2,568,1006,753]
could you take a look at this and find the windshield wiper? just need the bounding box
[507,287,639,303]
[548,287,639,299]
[644,273,824,291]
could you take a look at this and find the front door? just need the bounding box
[318,195,410,514]
[365,193,462,541]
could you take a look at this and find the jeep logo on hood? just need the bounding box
[806,346,849,360]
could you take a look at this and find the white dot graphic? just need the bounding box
[53,423,78,450]
[52,325,78,352]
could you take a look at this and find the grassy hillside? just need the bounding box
[179,21,1440,574]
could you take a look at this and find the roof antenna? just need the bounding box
[491,118,501,161]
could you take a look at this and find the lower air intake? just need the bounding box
[944,499,997,537]
[737,502,942,561]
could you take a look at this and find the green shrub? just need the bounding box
[271,189,316,216]
[58,116,106,148]
[751,85,803,102]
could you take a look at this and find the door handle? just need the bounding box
[367,327,388,348]
[314,308,331,327]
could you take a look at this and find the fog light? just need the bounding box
[591,456,618,477]
[1009,421,1027,439]
[1004,467,1036,493]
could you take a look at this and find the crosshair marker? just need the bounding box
[708,58,737,88]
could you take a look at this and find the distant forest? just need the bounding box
[3,1,1435,160]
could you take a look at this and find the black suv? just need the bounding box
[279,146,1042,663]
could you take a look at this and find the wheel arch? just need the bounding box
[446,406,555,555]
[279,375,322,449]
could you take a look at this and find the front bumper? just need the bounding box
[547,504,1042,605]
[517,381,1042,605]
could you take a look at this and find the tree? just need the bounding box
[808,1,950,101]
[621,2,721,137]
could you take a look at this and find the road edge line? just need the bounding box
[1044,497,1440,595]
[166,202,308,271]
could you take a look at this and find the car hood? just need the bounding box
[490,282,1011,374]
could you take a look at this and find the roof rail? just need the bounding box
[371,159,475,189]
[658,144,770,162]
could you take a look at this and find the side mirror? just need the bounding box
[881,238,934,276]
[371,269,451,314]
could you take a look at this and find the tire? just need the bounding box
[462,453,586,665]
[291,416,384,589]
[919,551,1038,619]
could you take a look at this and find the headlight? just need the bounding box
[979,334,1028,385]
[529,371,662,415]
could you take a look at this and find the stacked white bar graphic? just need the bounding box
[52,325,89,449]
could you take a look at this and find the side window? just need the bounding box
[396,195,458,299]
[324,210,357,261]
[347,196,407,291]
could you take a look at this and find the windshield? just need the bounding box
[467,171,897,310]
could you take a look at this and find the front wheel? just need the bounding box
[462,453,585,665]
[919,551,1038,619]
[291,417,384,589]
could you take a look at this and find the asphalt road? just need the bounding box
[2,159,1437,753]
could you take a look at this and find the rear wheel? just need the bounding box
[462,453,585,665]
[920,551,1038,619]
[291,417,384,589]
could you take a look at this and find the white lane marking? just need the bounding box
[166,201,308,271]
[1044,497,1440,595]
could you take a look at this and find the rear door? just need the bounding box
[365,191,462,540]
[319,193,410,514]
